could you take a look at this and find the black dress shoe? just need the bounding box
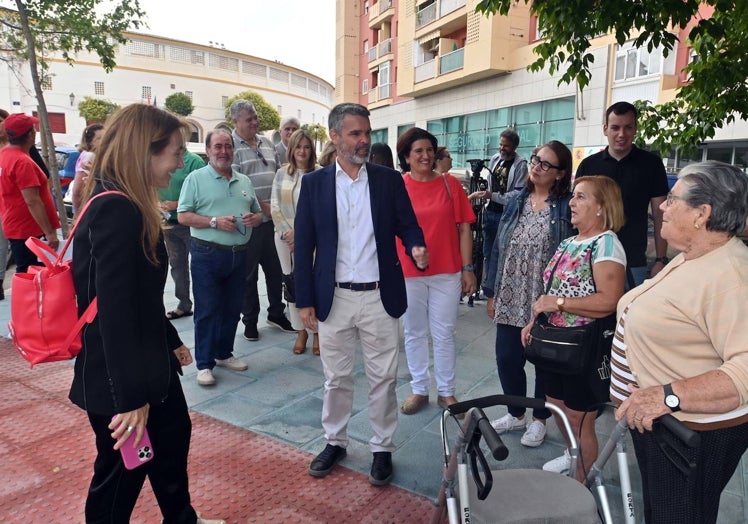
[308,444,346,478]
[369,451,393,486]
[267,315,296,333]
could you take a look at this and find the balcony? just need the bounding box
[369,0,394,29]
[439,47,464,74]
[440,0,466,17]
[416,3,437,29]
[379,38,392,56]
[415,59,436,83]
[379,84,391,99]
[368,89,378,104]
[368,46,377,63]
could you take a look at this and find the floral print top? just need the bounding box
[543,231,626,327]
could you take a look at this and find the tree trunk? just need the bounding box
[16,0,70,239]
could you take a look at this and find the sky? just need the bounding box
[134,0,336,84]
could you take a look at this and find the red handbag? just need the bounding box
[8,191,126,367]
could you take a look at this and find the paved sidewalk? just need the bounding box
[1,268,746,522]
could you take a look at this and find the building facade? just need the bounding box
[0,31,334,149]
[336,0,748,174]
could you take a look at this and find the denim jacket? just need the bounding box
[482,188,574,298]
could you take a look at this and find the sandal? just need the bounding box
[166,309,193,320]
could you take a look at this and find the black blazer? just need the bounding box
[69,188,182,416]
[294,163,425,321]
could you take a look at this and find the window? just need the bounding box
[364,1,369,15]
[297,109,302,120]
[221,95,229,107]
[615,42,663,82]
[94,81,104,95]
[185,91,193,101]
[362,79,369,94]
[141,86,152,101]
[41,77,52,91]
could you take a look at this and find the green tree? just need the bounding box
[164,92,194,117]
[302,123,328,150]
[77,96,119,123]
[224,91,280,132]
[476,1,748,154]
[0,0,144,235]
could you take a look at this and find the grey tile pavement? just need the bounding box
[2,265,746,522]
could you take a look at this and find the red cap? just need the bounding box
[3,113,39,139]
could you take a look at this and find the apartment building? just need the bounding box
[336,0,748,173]
[0,31,334,148]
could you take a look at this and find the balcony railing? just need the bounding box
[439,47,464,74]
[369,0,393,21]
[379,38,392,56]
[368,46,377,62]
[440,0,466,17]
[416,3,437,28]
[368,89,378,104]
[415,59,436,83]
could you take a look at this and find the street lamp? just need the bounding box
[69,93,75,106]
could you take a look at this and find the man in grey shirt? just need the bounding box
[275,116,300,164]
[230,99,294,340]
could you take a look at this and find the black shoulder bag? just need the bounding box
[525,237,616,377]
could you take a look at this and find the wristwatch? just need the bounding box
[556,297,566,312]
[663,383,681,412]
[209,216,218,229]
[655,256,670,264]
[461,264,474,272]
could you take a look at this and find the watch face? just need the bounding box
[665,395,679,408]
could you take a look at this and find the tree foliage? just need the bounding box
[475,0,748,153]
[0,0,145,236]
[164,92,194,117]
[224,91,280,132]
[301,123,328,149]
[77,96,119,123]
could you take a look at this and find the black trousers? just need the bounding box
[85,374,197,523]
[8,237,40,274]
[241,220,285,325]
[630,421,748,524]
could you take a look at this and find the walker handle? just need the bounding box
[659,414,701,448]
[448,394,545,415]
[478,416,508,461]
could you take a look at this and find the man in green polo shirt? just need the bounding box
[178,129,263,386]
[159,150,205,320]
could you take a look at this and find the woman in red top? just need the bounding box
[396,128,476,414]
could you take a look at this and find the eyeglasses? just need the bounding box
[666,192,685,207]
[254,147,268,166]
[234,216,247,235]
[529,155,562,172]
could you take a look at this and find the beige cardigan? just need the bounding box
[618,237,748,426]
[270,165,314,236]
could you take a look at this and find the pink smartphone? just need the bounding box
[119,426,155,470]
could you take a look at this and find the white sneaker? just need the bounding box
[520,420,547,447]
[543,449,571,473]
[197,369,216,386]
[490,413,527,434]
[215,356,249,371]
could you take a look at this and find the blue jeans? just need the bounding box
[482,208,502,263]
[190,240,249,370]
[495,323,551,420]
[627,265,648,290]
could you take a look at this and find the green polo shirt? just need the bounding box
[177,164,261,246]
[159,151,206,221]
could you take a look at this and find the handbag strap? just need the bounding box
[441,173,452,199]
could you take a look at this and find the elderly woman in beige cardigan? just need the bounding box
[271,129,320,354]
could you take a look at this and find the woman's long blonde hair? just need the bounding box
[83,104,187,264]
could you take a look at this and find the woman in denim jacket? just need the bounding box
[482,140,575,448]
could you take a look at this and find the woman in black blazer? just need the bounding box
[70,104,224,524]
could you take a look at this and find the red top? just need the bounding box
[0,147,61,238]
[398,173,475,278]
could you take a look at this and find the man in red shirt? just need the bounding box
[0,114,60,273]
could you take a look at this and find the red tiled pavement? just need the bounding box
[0,338,435,523]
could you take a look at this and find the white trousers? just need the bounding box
[274,234,303,331]
[318,287,399,452]
[402,272,461,397]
